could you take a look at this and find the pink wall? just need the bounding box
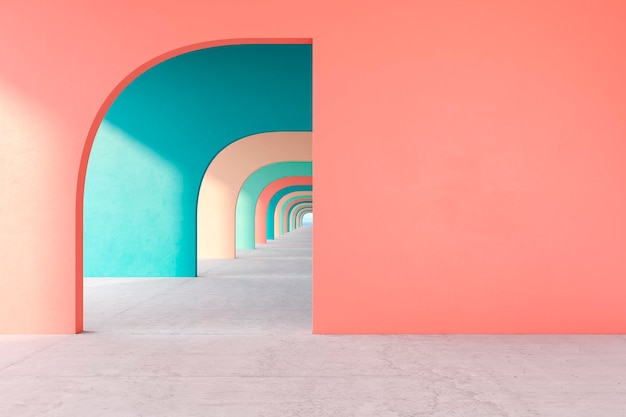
[1,1,626,333]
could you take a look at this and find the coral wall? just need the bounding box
[1,1,625,333]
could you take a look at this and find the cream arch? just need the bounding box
[197,131,312,259]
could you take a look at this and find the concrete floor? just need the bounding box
[1,226,625,416]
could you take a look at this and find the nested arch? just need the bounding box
[298,209,314,228]
[82,41,312,277]
[294,207,313,230]
[252,175,312,245]
[275,192,312,238]
[235,165,312,250]
[286,200,312,233]
[197,132,312,259]
[281,197,313,235]
[266,186,312,240]
[289,202,313,232]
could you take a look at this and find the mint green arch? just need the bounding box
[235,162,312,250]
[288,201,313,233]
[279,195,312,236]
[267,185,312,240]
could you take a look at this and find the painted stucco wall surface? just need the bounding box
[236,165,312,250]
[84,44,312,276]
[1,1,626,333]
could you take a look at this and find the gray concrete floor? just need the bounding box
[1,226,625,416]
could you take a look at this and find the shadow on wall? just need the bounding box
[84,44,312,277]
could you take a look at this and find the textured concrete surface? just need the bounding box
[1,226,625,416]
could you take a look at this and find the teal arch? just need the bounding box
[287,200,313,233]
[280,195,312,236]
[84,44,312,277]
[235,162,312,250]
[267,185,312,240]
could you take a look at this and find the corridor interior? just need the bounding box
[0,226,625,416]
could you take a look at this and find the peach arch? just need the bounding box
[197,131,312,259]
[275,192,312,237]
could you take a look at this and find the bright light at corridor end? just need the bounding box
[302,213,313,226]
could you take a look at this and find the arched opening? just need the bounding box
[283,198,313,236]
[197,132,311,260]
[274,192,312,238]
[266,186,312,241]
[78,39,312,332]
[252,175,312,245]
[291,204,313,231]
[301,211,314,227]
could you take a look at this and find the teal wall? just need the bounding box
[84,44,312,276]
[266,185,312,241]
[235,162,312,250]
